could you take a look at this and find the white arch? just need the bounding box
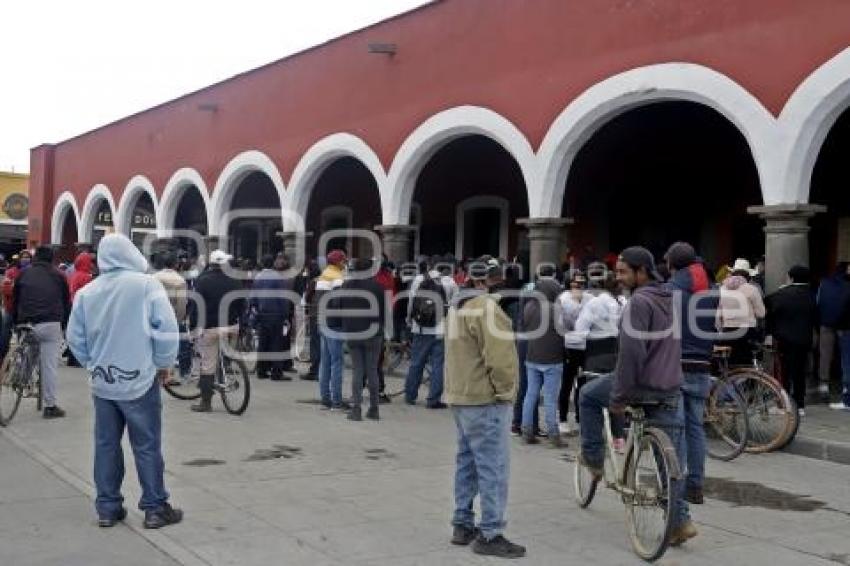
[284,133,386,231]
[384,106,537,225]
[79,184,117,244]
[50,191,81,245]
[779,48,850,204]
[536,63,778,217]
[115,175,158,236]
[209,150,286,236]
[157,167,212,237]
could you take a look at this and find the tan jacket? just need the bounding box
[717,278,765,330]
[445,293,519,406]
[154,269,188,322]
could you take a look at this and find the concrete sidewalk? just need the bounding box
[785,405,850,465]
[0,433,178,566]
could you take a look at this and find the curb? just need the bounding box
[783,434,850,466]
[0,427,209,566]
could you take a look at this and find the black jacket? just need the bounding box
[766,284,817,348]
[192,266,244,329]
[336,277,387,340]
[522,279,565,365]
[13,262,70,326]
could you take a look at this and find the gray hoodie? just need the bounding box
[611,283,683,408]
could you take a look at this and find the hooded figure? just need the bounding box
[69,252,95,302]
[67,234,178,401]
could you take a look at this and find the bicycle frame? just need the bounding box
[601,408,639,497]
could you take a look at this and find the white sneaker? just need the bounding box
[818,384,830,395]
[798,408,806,418]
[829,402,850,411]
[559,422,570,434]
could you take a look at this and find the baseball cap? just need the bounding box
[664,242,697,270]
[209,249,233,265]
[326,249,347,265]
[619,246,662,280]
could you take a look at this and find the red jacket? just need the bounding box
[2,266,20,313]
[68,253,95,302]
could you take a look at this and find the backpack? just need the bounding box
[411,276,447,328]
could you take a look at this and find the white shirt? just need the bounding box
[559,290,593,350]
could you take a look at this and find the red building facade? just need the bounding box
[31,0,850,290]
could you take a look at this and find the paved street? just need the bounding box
[2,365,850,566]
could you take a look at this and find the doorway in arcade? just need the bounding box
[563,101,764,277]
[226,171,283,262]
[129,192,157,250]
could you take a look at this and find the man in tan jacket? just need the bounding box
[445,259,524,559]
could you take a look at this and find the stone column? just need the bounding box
[203,235,224,259]
[517,217,573,278]
[375,225,415,266]
[748,204,826,294]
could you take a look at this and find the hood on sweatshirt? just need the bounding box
[74,252,94,274]
[634,282,674,318]
[97,234,148,274]
[722,275,747,291]
[671,263,710,294]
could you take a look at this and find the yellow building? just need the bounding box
[0,171,29,256]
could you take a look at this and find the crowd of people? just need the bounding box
[1,233,848,559]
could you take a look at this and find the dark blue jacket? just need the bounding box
[666,264,718,365]
[250,269,292,321]
[817,274,850,329]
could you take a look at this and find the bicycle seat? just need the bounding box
[14,323,35,331]
[581,371,608,380]
[627,399,665,408]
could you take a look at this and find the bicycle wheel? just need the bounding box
[383,342,408,398]
[219,357,250,415]
[293,320,311,363]
[573,457,599,508]
[233,328,258,374]
[162,373,202,400]
[0,352,24,426]
[705,380,749,461]
[730,369,794,453]
[776,396,801,450]
[624,428,678,562]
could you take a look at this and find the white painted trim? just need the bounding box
[385,106,536,225]
[50,191,81,244]
[115,175,158,236]
[779,47,850,204]
[536,63,778,216]
[210,150,286,236]
[284,133,386,232]
[157,167,211,237]
[79,184,116,244]
[455,195,509,259]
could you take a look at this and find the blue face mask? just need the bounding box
[19,258,31,267]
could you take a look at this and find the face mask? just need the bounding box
[19,258,31,267]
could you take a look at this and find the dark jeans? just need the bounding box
[405,333,445,404]
[309,317,321,375]
[257,317,285,378]
[93,382,169,519]
[560,348,585,422]
[840,331,850,405]
[177,323,192,377]
[512,340,539,432]
[0,309,11,362]
[681,371,711,491]
[348,335,382,409]
[578,374,689,527]
[777,342,809,409]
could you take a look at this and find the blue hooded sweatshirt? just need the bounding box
[67,234,179,401]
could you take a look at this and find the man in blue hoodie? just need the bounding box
[67,234,183,530]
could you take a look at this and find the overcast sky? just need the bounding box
[0,0,428,174]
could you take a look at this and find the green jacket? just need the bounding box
[445,293,519,406]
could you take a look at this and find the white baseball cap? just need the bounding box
[209,249,233,265]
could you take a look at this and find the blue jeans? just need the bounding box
[578,375,689,526]
[523,362,562,435]
[681,371,711,491]
[405,333,445,404]
[319,331,345,405]
[839,331,850,405]
[93,382,169,519]
[452,404,512,539]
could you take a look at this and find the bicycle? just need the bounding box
[382,337,431,398]
[0,324,42,426]
[292,306,311,364]
[574,380,682,562]
[704,347,750,461]
[163,331,251,415]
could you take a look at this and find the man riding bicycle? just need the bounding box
[578,246,695,547]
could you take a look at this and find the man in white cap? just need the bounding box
[190,249,244,412]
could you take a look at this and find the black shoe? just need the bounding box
[191,399,212,413]
[510,424,521,437]
[405,399,416,406]
[348,406,363,421]
[471,535,526,559]
[451,525,479,546]
[334,401,352,411]
[300,373,318,381]
[143,503,183,529]
[270,374,284,381]
[257,373,270,380]
[379,394,392,404]
[43,406,66,419]
[320,400,333,410]
[686,486,704,505]
[279,374,293,381]
[366,406,380,420]
[98,507,127,528]
[426,401,448,409]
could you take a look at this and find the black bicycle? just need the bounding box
[0,325,42,426]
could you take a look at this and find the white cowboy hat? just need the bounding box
[730,258,757,276]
